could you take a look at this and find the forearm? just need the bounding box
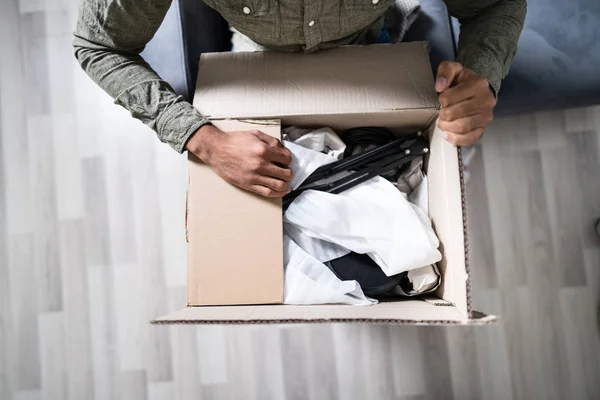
[72,0,209,153]
[446,0,527,95]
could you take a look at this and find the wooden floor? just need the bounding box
[1,0,600,399]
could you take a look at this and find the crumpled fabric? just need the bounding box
[283,126,347,160]
[281,129,442,305]
[284,176,442,277]
[283,235,376,305]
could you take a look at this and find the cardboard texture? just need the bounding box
[158,42,495,324]
[187,119,284,306]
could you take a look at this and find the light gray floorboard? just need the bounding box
[59,220,95,400]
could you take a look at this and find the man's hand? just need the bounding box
[186,125,293,197]
[435,61,496,146]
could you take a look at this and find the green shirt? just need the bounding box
[73,0,526,153]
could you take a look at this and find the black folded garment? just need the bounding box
[326,253,404,297]
[282,128,429,211]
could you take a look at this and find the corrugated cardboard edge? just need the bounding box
[457,146,474,317]
[151,313,499,326]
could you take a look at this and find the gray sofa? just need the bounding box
[142,0,600,116]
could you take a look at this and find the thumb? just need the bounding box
[435,61,464,92]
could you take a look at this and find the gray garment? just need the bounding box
[73,0,526,153]
[231,0,421,52]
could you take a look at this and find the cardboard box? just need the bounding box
[155,42,498,325]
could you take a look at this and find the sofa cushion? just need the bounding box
[452,0,600,115]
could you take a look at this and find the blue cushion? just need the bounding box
[452,0,600,115]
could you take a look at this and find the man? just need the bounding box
[73,0,526,197]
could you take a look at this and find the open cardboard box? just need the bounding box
[154,42,497,325]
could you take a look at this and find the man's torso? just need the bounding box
[202,0,396,52]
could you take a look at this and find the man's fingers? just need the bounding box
[435,61,464,92]
[438,78,483,107]
[260,163,293,182]
[443,128,485,146]
[265,146,292,166]
[439,97,493,122]
[248,185,287,198]
[437,113,492,134]
[250,130,281,147]
[250,176,290,196]
[250,130,292,165]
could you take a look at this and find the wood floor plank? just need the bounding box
[445,327,483,400]
[8,234,41,391]
[52,114,84,220]
[419,328,453,400]
[471,290,513,400]
[559,287,600,399]
[19,12,50,116]
[537,111,587,287]
[564,106,597,134]
[196,326,228,385]
[569,130,600,250]
[148,382,175,400]
[0,306,9,400]
[397,395,425,400]
[200,384,231,400]
[280,326,311,400]
[82,157,111,266]
[58,220,95,400]
[224,325,257,400]
[331,324,367,400]
[249,326,285,400]
[465,143,497,289]
[45,35,73,114]
[87,264,119,400]
[0,114,11,399]
[18,0,45,13]
[480,123,529,289]
[512,151,569,400]
[583,248,600,309]
[0,374,9,400]
[113,262,146,372]
[167,287,201,400]
[130,137,173,383]
[491,287,533,400]
[118,370,148,400]
[13,390,41,400]
[37,312,66,400]
[388,327,426,398]
[154,140,187,288]
[28,115,62,313]
[361,326,396,400]
[43,8,72,37]
[305,325,339,400]
[0,0,32,236]
[73,58,115,159]
[101,111,138,265]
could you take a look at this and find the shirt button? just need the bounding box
[243,6,251,14]
[372,0,379,3]
[308,20,315,27]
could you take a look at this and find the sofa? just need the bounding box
[142,0,600,116]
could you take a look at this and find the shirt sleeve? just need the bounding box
[73,0,210,153]
[444,0,527,96]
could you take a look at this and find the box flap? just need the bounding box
[153,302,498,325]
[186,119,284,306]
[194,42,438,120]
